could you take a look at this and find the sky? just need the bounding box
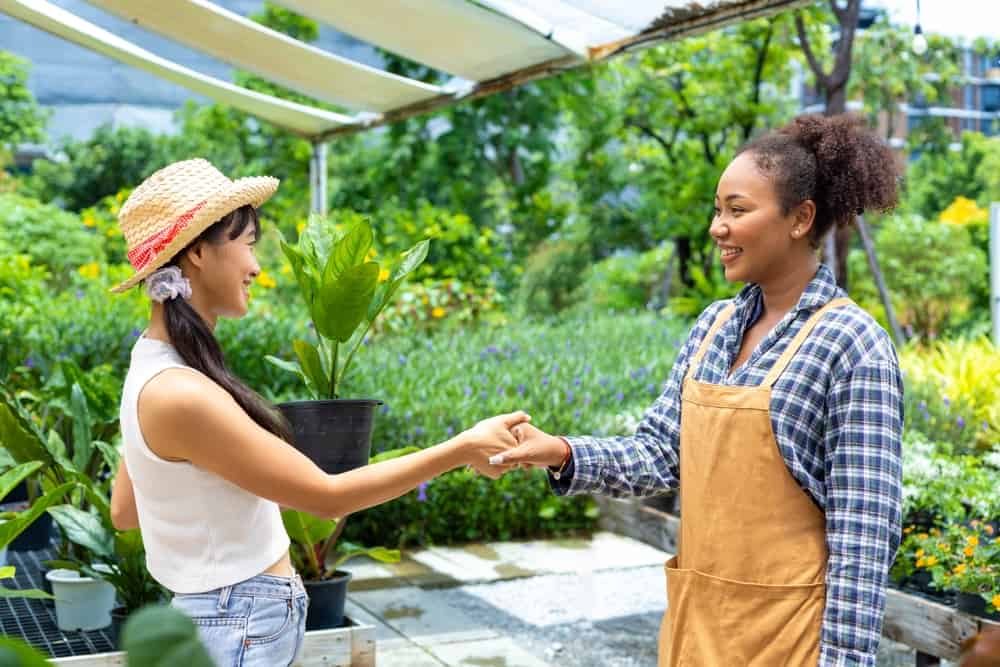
[867,0,1000,42]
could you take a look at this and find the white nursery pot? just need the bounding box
[46,566,116,631]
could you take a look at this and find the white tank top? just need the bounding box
[120,335,289,594]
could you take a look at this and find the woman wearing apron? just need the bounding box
[496,114,904,666]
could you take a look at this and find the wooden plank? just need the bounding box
[50,619,375,667]
[596,496,1000,661]
[882,588,980,660]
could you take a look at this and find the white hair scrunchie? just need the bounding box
[145,266,192,303]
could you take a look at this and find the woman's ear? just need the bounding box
[791,199,817,239]
[179,241,207,272]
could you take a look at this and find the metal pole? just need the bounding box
[309,142,328,216]
[991,202,1000,347]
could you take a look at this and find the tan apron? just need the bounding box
[658,297,852,666]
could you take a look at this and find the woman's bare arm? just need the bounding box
[137,369,526,519]
[109,458,140,530]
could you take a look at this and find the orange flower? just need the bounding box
[986,525,995,536]
[964,546,975,557]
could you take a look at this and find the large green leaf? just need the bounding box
[317,262,380,343]
[333,542,401,569]
[280,238,318,307]
[0,461,42,502]
[48,504,113,558]
[367,239,430,322]
[122,605,215,667]
[280,509,336,548]
[323,222,373,285]
[0,637,53,665]
[0,481,76,549]
[47,430,75,473]
[0,398,52,467]
[292,340,327,398]
[69,383,94,473]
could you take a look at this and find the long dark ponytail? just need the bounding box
[159,204,292,442]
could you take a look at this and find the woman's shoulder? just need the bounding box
[810,298,899,380]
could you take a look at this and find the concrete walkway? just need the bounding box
[340,532,936,667]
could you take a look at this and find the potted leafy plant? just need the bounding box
[0,461,74,603]
[0,383,120,606]
[941,522,1000,620]
[46,503,167,642]
[267,216,429,473]
[281,447,415,629]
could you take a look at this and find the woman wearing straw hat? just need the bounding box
[108,159,528,666]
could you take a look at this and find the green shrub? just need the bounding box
[514,238,591,315]
[847,213,987,339]
[0,193,106,281]
[573,244,673,313]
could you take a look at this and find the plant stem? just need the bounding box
[329,341,339,399]
[318,515,349,575]
[336,318,378,394]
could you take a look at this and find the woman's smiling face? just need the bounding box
[710,152,814,285]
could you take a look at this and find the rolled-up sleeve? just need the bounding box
[551,303,726,498]
[819,357,903,666]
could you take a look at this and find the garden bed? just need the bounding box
[3,547,375,667]
[596,496,1000,662]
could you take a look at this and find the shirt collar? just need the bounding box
[733,263,841,317]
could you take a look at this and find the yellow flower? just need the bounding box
[939,543,951,552]
[939,196,987,226]
[964,546,975,557]
[421,295,429,305]
[916,557,927,568]
[930,528,941,537]
[918,533,930,540]
[82,213,97,227]
[366,248,377,260]
[993,594,1000,609]
[904,526,914,534]
[431,307,445,319]
[915,549,925,558]
[106,227,119,237]
[78,262,100,279]
[967,535,979,547]
[296,221,306,235]
[280,263,292,275]
[256,270,276,289]
[378,269,390,283]
[953,563,967,575]
[925,556,939,567]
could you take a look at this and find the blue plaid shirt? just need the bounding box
[554,264,903,667]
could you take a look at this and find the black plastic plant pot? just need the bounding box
[277,400,382,475]
[109,606,129,648]
[8,509,53,552]
[303,570,352,630]
[956,592,1000,620]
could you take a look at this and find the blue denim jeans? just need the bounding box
[170,572,309,667]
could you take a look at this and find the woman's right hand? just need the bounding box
[459,411,531,478]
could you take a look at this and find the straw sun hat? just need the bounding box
[110,158,278,293]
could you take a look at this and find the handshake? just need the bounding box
[458,411,570,479]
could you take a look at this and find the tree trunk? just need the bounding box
[855,215,906,346]
[675,236,693,289]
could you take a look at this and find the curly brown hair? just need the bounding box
[736,114,900,247]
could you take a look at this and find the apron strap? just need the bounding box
[684,302,737,382]
[761,297,854,388]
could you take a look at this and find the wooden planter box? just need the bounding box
[595,496,1000,663]
[49,617,375,667]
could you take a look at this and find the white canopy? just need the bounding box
[0,0,808,139]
